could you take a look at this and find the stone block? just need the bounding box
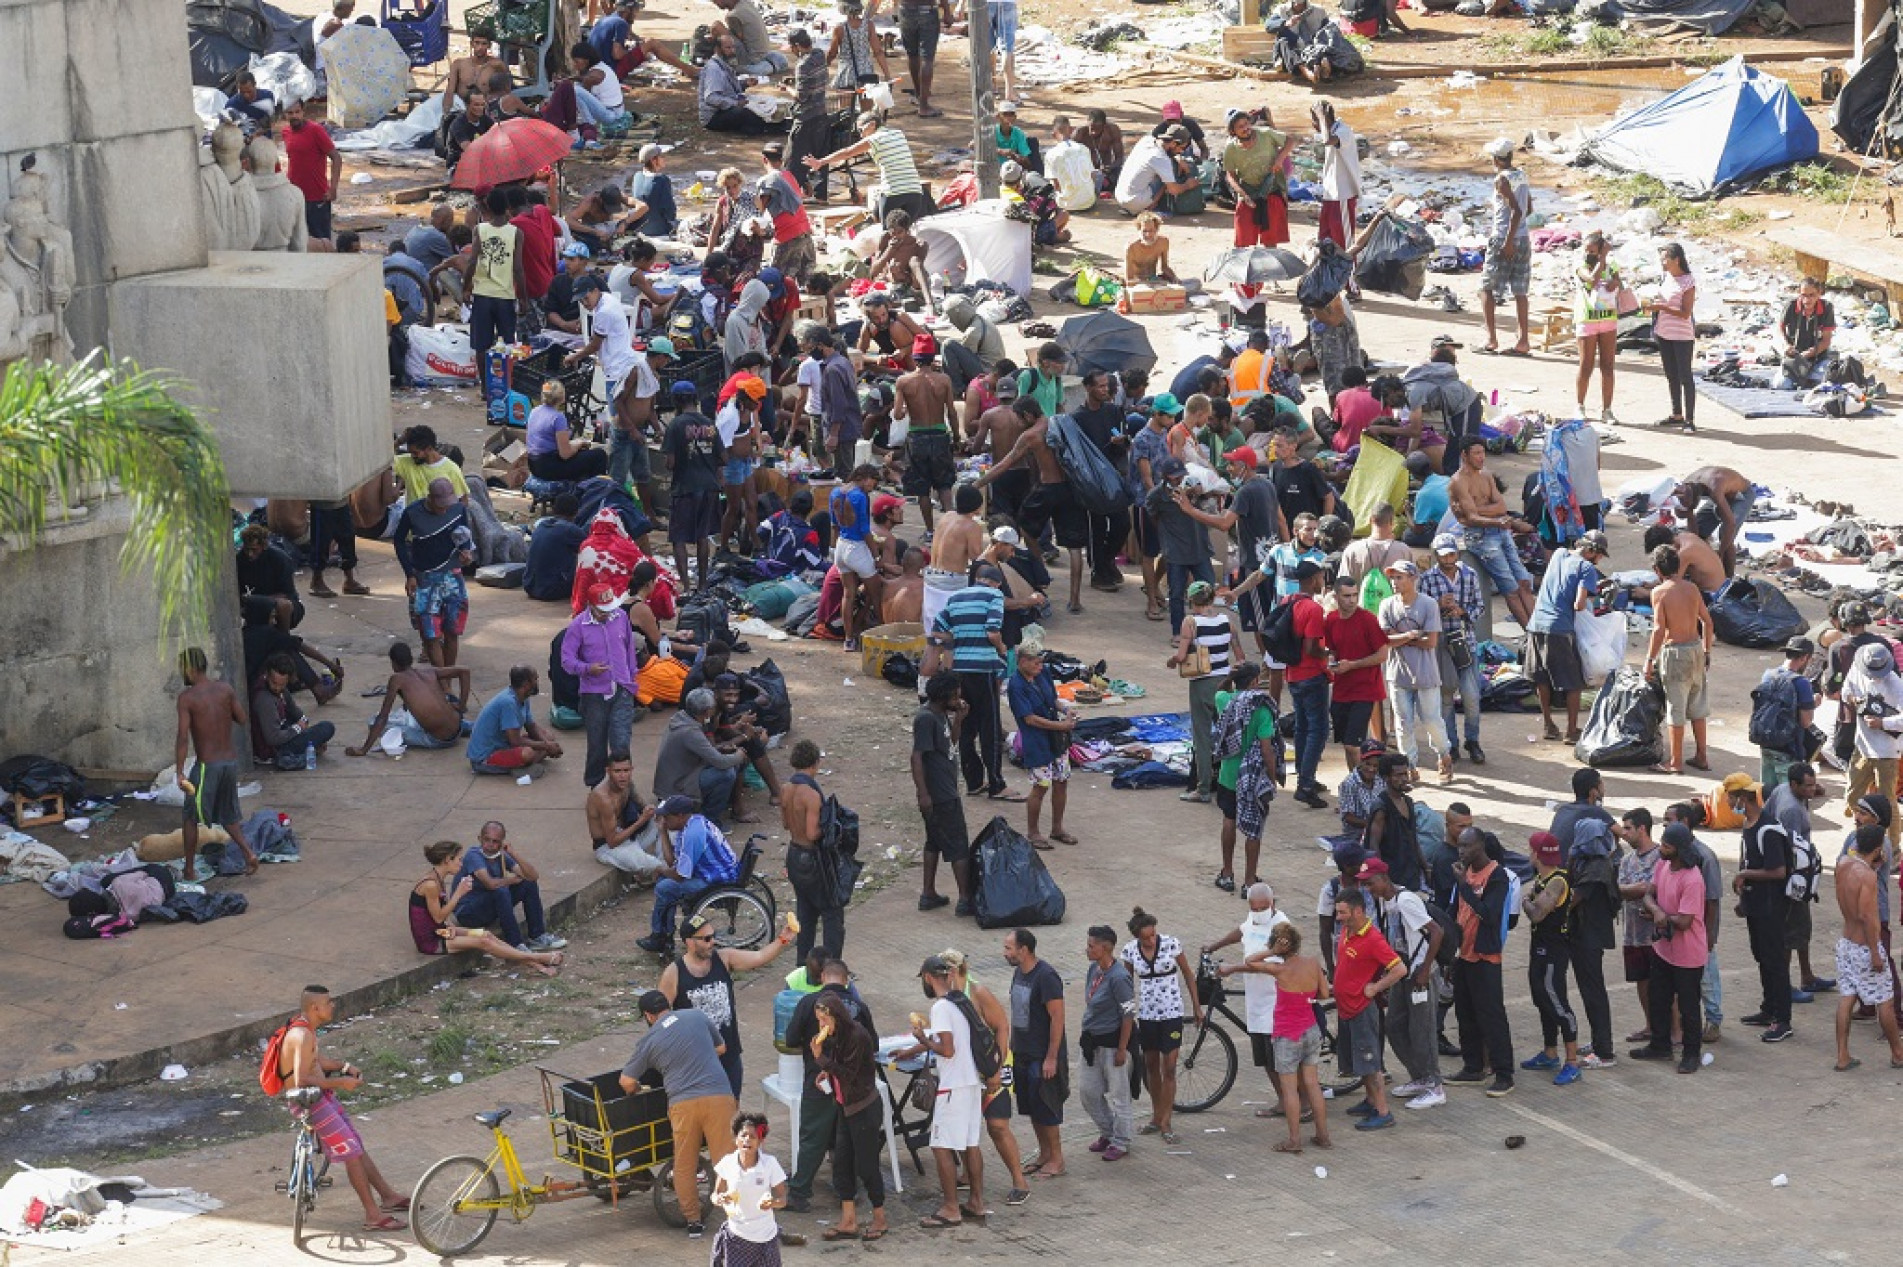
[0,1,72,154]
[64,0,197,144]
[111,252,393,500]
[71,128,209,284]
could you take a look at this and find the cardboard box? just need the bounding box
[1126,283,1188,314]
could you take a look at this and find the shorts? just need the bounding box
[1785,898,1812,952]
[1238,582,1273,635]
[899,4,942,59]
[1335,1007,1383,1078]
[1011,1056,1063,1126]
[1578,319,1619,338]
[1329,699,1375,748]
[1138,1016,1184,1053]
[1836,936,1895,1005]
[305,200,333,242]
[1249,1031,1275,1070]
[668,489,723,545]
[1525,632,1586,693]
[1214,785,1238,820]
[722,457,754,487]
[1481,235,1531,299]
[1622,944,1654,983]
[989,1,1019,51]
[1272,1025,1322,1074]
[1018,480,1089,549]
[183,759,242,828]
[1131,505,1161,558]
[902,429,956,496]
[1028,754,1071,788]
[1657,642,1710,726]
[1462,526,1531,597]
[471,746,531,774]
[303,1090,365,1161]
[834,536,878,579]
[984,1081,1013,1120]
[930,1083,985,1150]
[412,570,469,642]
[922,799,970,863]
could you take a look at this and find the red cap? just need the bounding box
[912,332,939,359]
[1529,831,1562,865]
[1355,857,1390,881]
[588,584,619,608]
[873,494,904,520]
[1224,446,1259,468]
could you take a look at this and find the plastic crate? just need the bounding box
[464,0,498,38]
[658,348,725,409]
[511,347,601,434]
[555,1073,671,1177]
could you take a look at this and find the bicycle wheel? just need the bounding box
[411,1155,503,1257]
[689,887,773,950]
[290,1135,314,1242]
[1173,1019,1238,1113]
[650,1158,713,1228]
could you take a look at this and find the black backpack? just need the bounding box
[1748,669,1803,757]
[1419,897,1461,970]
[1259,595,1304,668]
[945,988,1003,1079]
[815,793,863,909]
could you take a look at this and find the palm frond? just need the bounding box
[0,354,230,650]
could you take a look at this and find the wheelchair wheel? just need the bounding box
[747,873,777,915]
[688,886,774,950]
[651,1158,714,1228]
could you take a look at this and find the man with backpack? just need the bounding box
[1762,764,1833,1001]
[1359,858,1446,1109]
[781,740,848,962]
[1446,827,1516,1097]
[1731,779,1797,1045]
[905,955,999,1229]
[1753,637,1817,788]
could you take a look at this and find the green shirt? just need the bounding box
[1214,689,1277,791]
[1202,424,1247,464]
[1221,128,1286,198]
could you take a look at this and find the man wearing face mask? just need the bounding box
[561,584,641,788]
[466,666,564,776]
[1206,883,1297,1113]
[453,820,566,953]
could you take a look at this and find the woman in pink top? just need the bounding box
[1647,243,1698,433]
[1241,923,1333,1153]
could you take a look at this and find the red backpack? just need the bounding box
[258,1015,311,1097]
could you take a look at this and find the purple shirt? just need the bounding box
[560,608,639,696]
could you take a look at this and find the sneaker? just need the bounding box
[1354,1112,1396,1131]
[1087,1136,1111,1153]
[686,1221,705,1239]
[1178,790,1213,803]
[1405,1087,1446,1110]
[1295,788,1329,810]
[1553,1063,1582,1086]
[1444,1068,1486,1086]
[1344,1099,1376,1118]
[784,1194,812,1213]
[1761,1023,1795,1043]
[1803,977,1837,993]
[527,933,568,951]
[635,934,672,955]
[1701,1022,1721,1044]
[1580,1052,1618,1070]
[918,893,951,912]
[954,898,976,918]
[1790,988,1814,1004]
[1484,1077,1514,1098]
[1214,873,1237,892]
[1102,1144,1128,1161]
[1465,741,1486,765]
[1677,1056,1700,1074]
[1738,1012,1772,1028]
[1390,1080,1431,1098]
[1438,1036,1463,1058]
[1520,1052,1560,1071]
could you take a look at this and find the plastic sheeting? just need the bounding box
[917,202,1033,300]
[1584,0,1756,33]
[1340,437,1408,540]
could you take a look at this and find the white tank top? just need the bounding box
[587,67,624,112]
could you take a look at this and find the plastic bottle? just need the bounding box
[305,745,317,771]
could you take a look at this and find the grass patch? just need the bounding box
[1480,22,1652,60]
[1589,172,1762,230]
[1777,162,1851,200]
[428,1023,473,1064]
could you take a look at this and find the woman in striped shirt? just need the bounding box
[805,114,934,227]
[1168,580,1238,804]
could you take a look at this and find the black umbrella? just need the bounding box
[1056,312,1156,377]
[1203,246,1306,285]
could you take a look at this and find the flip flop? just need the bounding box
[988,790,1029,803]
[1474,346,1500,356]
[1835,1057,1862,1072]
[1500,348,1532,358]
[919,1213,962,1229]
[824,1228,859,1241]
[363,1215,406,1232]
[1686,756,1712,771]
[1272,1139,1304,1154]
[862,1227,888,1241]
[381,1196,411,1213]
[343,581,372,595]
[1145,608,1166,621]
[960,1204,989,1220]
[1051,830,1079,845]
[1649,763,1681,775]
[1029,836,1055,851]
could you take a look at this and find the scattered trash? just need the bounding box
[842,677,855,686]
[350,172,375,185]
[515,774,533,786]
[1386,140,1412,158]
[160,1064,189,1081]
[1504,1134,1526,1149]
[1771,1173,1789,1188]
[448,1072,465,1085]
[1314,1166,1328,1179]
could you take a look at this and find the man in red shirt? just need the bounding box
[506,187,557,303]
[757,146,817,283]
[1283,558,1332,811]
[1333,887,1407,1130]
[280,100,341,244]
[1323,573,1389,773]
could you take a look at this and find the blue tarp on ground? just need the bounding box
[1577,56,1819,197]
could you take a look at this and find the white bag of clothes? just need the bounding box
[595,820,664,877]
[406,324,478,386]
[249,52,318,109]
[1575,607,1628,684]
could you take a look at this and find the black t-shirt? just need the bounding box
[237,545,298,601]
[912,706,960,805]
[1269,459,1332,525]
[1009,959,1066,1061]
[665,410,724,495]
[524,518,586,601]
[544,272,579,323]
[1232,473,1280,576]
[1741,818,1793,917]
[1071,403,1128,476]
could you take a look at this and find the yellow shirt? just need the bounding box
[472,221,518,300]
[393,453,468,503]
[383,289,400,330]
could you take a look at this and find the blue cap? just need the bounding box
[670,381,699,397]
[561,242,591,259]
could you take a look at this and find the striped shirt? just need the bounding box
[935,586,1005,674]
[867,127,923,196]
[1191,612,1233,680]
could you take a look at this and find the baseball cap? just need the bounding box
[1358,740,1386,758]
[647,335,679,360]
[1384,558,1420,576]
[1224,446,1259,469]
[1162,124,1192,145]
[1660,822,1694,850]
[1000,160,1024,183]
[1155,456,1188,480]
[587,583,620,608]
[712,672,742,689]
[638,142,664,164]
[561,241,592,259]
[1292,559,1326,582]
[598,184,626,210]
[656,794,699,815]
[912,331,939,359]
[670,381,700,398]
[1162,100,1184,120]
[1355,858,1391,881]
[680,914,714,940]
[1432,533,1462,555]
[1578,529,1612,556]
[1842,601,1872,627]
[1720,772,1760,797]
[1151,391,1184,416]
[1784,635,1815,657]
[990,525,1022,547]
[1528,831,1562,865]
[575,274,604,295]
[1485,137,1516,160]
[873,493,904,519]
[1431,334,1463,350]
[918,955,953,978]
[998,99,1020,114]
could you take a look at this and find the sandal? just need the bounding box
[381,1196,411,1213]
[1835,1057,1862,1072]
[1272,1139,1304,1154]
[1029,836,1054,851]
[987,789,1029,803]
[363,1215,406,1232]
[919,1213,961,1229]
[1051,830,1079,845]
[342,580,372,596]
[862,1227,889,1241]
[824,1228,860,1241]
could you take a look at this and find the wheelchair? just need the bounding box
[684,834,779,950]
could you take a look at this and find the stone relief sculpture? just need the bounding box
[0,155,75,370]
[197,121,262,252]
[246,134,310,253]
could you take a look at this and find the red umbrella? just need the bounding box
[450,118,572,191]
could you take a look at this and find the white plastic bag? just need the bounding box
[406,324,478,386]
[1575,607,1627,684]
[249,51,318,109]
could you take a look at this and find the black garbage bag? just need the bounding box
[0,756,86,803]
[972,816,1067,929]
[1708,578,1807,649]
[744,660,791,736]
[1574,667,1666,768]
[1047,415,1131,515]
[1480,673,1539,712]
[1354,216,1435,301]
[1297,241,1356,309]
[882,653,919,688]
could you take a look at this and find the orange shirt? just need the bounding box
[1455,860,1503,965]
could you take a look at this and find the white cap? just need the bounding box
[1485,137,1515,160]
[997,100,1020,113]
[990,526,1022,547]
[1000,160,1024,183]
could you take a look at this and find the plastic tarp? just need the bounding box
[916,202,1033,300]
[188,0,309,89]
[1582,0,1755,33]
[1340,437,1408,540]
[1832,27,1899,154]
[1578,57,1819,197]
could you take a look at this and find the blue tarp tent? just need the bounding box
[1578,57,1819,197]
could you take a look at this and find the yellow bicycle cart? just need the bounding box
[409,1067,713,1257]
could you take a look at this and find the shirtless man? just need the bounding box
[1124,211,1183,286]
[1642,543,1714,775]
[1675,464,1754,578]
[780,740,841,961]
[1449,436,1537,628]
[885,547,926,622]
[895,335,959,531]
[174,646,257,880]
[442,36,507,118]
[921,484,988,645]
[347,642,472,756]
[278,985,409,1232]
[1834,824,1903,1070]
[868,209,931,297]
[587,750,659,867]
[977,398,1087,615]
[967,376,1029,519]
[1641,524,1726,594]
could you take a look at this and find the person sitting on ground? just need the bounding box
[467,665,565,775]
[885,547,927,622]
[237,523,305,631]
[525,493,588,602]
[443,89,494,174]
[856,292,924,371]
[454,821,568,953]
[251,653,337,769]
[1779,275,1836,387]
[587,748,665,875]
[542,242,594,337]
[569,183,641,257]
[1077,108,1125,193]
[1123,212,1197,292]
[699,33,773,134]
[1271,0,1364,86]
[629,145,679,237]
[1017,171,1069,247]
[348,641,473,755]
[1114,126,1198,217]
[527,381,609,483]
[868,209,930,292]
[411,841,564,974]
[713,672,783,808]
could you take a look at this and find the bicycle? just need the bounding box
[1172,954,1335,1113]
[685,833,778,950]
[276,1087,332,1241]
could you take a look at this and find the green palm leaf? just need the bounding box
[0,354,230,649]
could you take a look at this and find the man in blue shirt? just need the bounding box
[467,665,565,774]
[402,204,457,273]
[639,796,741,953]
[455,820,567,951]
[224,72,276,128]
[933,564,1015,800]
[524,494,586,601]
[829,464,881,652]
[1008,646,1076,848]
[1527,529,1609,742]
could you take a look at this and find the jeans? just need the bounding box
[1389,685,1446,769]
[1440,653,1482,746]
[571,87,618,128]
[309,506,357,573]
[788,1090,838,1199]
[1643,953,1705,1064]
[273,721,337,767]
[1452,957,1514,1081]
[456,878,548,946]
[651,875,712,939]
[1287,674,1331,792]
[399,718,467,749]
[579,686,637,787]
[1087,508,1131,585]
[698,765,739,826]
[958,670,1005,794]
[1746,902,1792,1026]
[1702,947,1724,1026]
[1384,975,1441,1086]
[1527,939,1578,1049]
[1188,673,1225,795]
[1165,557,1215,633]
[1463,525,1531,599]
[786,846,845,962]
[608,425,652,489]
[1571,944,1614,1059]
[740,52,790,75]
[1078,1044,1134,1149]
